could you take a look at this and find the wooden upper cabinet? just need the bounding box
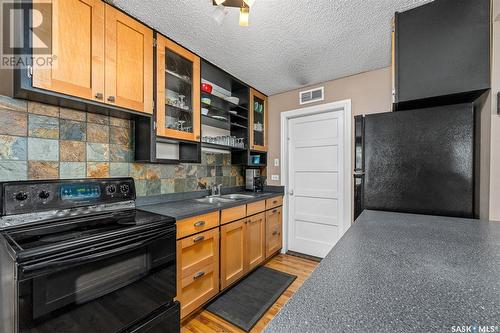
[105,5,153,114]
[247,212,266,271]
[249,88,268,152]
[33,0,105,102]
[156,35,201,141]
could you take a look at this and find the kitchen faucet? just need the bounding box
[210,184,222,196]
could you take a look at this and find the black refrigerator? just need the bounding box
[354,103,479,220]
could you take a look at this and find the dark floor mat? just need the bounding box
[205,266,297,332]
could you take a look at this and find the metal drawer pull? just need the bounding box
[194,221,205,227]
[193,235,205,243]
[272,209,278,214]
[193,271,205,280]
[273,200,278,204]
[107,96,116,102]
[272,231,278,236]
[95,93,103,100]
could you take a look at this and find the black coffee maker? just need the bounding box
[245,169,266,192]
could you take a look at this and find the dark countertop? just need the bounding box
[137,191,283,220]
[264,210,500,333]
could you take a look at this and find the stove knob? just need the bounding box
[15,192,28,201]
[39,190,50,200]
[120,184,130,194]
[106,185,116,194]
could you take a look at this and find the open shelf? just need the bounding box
[202,114,230,130]
[202,92,248,112]
[201,142,247,151]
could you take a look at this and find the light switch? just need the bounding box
[274,159,280,167]
[271,175,279,181]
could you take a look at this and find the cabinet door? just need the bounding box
[266,207,282,258]
[220,219,247,289]
[176,229,219,318]
[156,36,201,141]
[32,0,104,102]
[247,212,266,271]
[249,88,268,152]
[105,5,153,114]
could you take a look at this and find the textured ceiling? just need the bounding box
[113,0,433,96]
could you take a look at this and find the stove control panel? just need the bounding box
[1,178,136,216]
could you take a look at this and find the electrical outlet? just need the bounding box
[274,159,280,167]
[271,175,279,181]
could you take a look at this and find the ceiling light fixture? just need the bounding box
[212,0,256,26]
[239,7,249,26]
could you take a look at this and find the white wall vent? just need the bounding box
[299,86,324,105]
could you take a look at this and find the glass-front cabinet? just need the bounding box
[156,35,201,142]
[249,88,268,152]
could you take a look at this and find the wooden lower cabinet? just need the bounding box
[176,228,219,318]
[220,219,247,289]
[247,212,266,271]
[266,207,283,258]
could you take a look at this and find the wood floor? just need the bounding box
[181,254,319,333]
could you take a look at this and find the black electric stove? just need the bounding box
[0,178,180,333]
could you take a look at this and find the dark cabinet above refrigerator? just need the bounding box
[354,103,480,220]
[394,0,491,110]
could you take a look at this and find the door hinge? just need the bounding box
[27,65,33,78]
[153,121,157,130]
[153,38,158,47]
[152,101,155,112]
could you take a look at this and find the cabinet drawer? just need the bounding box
[221,205,246,225]
[266,196,283,210]
[176,212,219,239]
[177,263,219,318]
[177,228,219,279]
[247,200,266,216]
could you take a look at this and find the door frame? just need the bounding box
[280,99,352,254]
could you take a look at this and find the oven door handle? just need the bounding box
[21,230,174,276]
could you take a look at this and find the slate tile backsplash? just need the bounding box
[0,96,245,196]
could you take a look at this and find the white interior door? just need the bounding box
[288,110,346,258]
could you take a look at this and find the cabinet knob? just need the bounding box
[107,96,116,103]
[272,231,278,236]
[272,209,278,214]
[95,93,103,100]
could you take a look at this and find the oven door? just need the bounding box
[17,228,176,333]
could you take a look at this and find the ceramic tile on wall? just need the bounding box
[28,161,59,179]
[60,119,86,141]
[87,162,109,178]
[0,135,27,160]
[110,126,130,145]
[87,143,109,162]
[161,179,175,194]
[60,141,86,162]
[28,115,59,139]
[87,123,109,143]
[87,113,109,125]
[0,110,27,136]
[109,117,130,128]
[0,96,27,112]
[28,102,59,118]
[60,162,86,179]
[59,108,86,122]
[28,138,59,161]
[110,163,130,177]
[0,161,27,181]
[110,144,130,162]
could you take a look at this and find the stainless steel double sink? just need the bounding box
[195,194,256,204]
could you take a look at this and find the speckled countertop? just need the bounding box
[264,210,500,333]
[137,190,283,220]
